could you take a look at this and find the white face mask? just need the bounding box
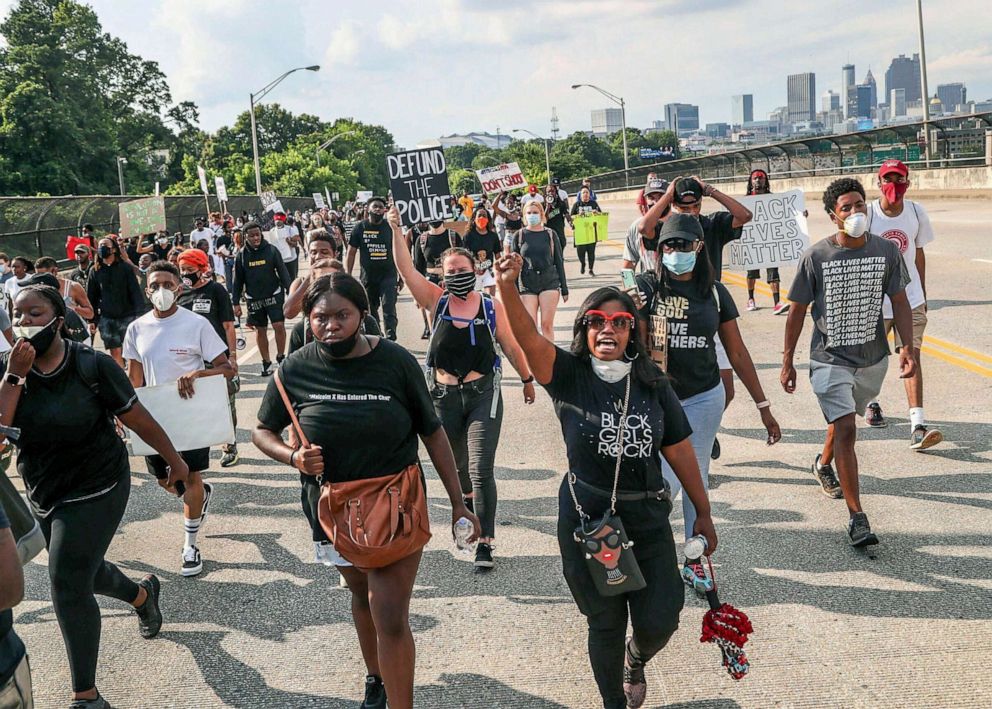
[590,357,631,383]
[149,287,176,312]
[840,212,868,238]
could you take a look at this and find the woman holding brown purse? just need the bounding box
[252,272,478,709]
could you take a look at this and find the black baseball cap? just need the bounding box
[367,196,387,206]
[20,273,60,289]
[658,213,704,244]
[645,177,669,196]
[673,177,703,205]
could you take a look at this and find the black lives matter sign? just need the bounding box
[387,147,455,227]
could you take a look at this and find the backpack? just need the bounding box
[70,339,102,398]
[425,292,502,418]
[514,227,556,257]
[63,308,90,343]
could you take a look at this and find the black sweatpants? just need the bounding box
[363,273,398,336]
[557,478,684,709]
[431,374,503,538]
[576,242,598,272]
[39,472,139,692]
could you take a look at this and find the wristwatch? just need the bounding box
[4,372,26,387]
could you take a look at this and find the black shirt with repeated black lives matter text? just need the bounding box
[0,346,136,516]
[697,211,743,280]
[463,229,502,274]
[543,349,692,557]
[788,233,909,368]
[636,274,739,400]
[349,220,396,281]
[257,338,441,483]
[177,280,235,348]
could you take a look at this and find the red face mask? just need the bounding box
[881,181,909,203]
[476,217,489,229]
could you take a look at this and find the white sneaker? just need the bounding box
[17,520,46,565]
[181,545,203,577]
[746,298,757,311]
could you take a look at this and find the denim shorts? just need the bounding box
[519,267,560,296]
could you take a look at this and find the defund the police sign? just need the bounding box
[387,147,455,227]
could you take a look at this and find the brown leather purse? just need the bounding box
[274,371,432,570]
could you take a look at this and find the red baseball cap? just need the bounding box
[878,159,909,178]
[274,212,287,222]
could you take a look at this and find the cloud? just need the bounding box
[322,20,362,68]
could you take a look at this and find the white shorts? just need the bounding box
[476,270,496,290]
[714,335,731,370]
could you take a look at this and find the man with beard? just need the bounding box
[346,196,399,340]
[68,244,95,291]
[231,223,292,377]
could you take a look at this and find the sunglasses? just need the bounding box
[583,310,635,331]
[584,530,621,553]
[661,239,697,253]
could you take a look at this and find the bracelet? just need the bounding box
[756,400,771,410]
[521,375,535,384]
[289,449,297,468]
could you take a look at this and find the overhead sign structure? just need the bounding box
[639,148,663,160]
[215,176,228,203]
[386,147,455,227]
[724,189,810,270]
[119,196,167,239]
[475,162,526,194]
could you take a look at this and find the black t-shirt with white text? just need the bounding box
[257,339,441,482]
[463,229,502,274]
[177,280,235,348]
[637,275,739,399]
[349,220,396,280]
[0,346,136,515]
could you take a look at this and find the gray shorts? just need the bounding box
[809,358,888,424]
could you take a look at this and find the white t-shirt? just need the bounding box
[268,225,298,262]
[123,307,227,387]
[4,278,23,308]
[622,217,658,273]
[521,194,545,206]
[189,227,213,248]
[868,199,934,317]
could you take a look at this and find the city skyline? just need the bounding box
[0,0,988,147]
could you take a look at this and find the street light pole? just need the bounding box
[512,129,551,182]
[316,130,359,168]
[916,0,932,167]
[250,65,320,196]
[116,157,127,196]
[572,83,630,187]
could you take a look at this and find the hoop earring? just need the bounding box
[624,340,640,362]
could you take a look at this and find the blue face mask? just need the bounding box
[662,250,697,275]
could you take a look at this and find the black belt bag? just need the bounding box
[567,375,646,597]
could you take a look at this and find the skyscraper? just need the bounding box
[891,88,907,117]
[822,90,840,113]
[591,108,623,137]
[885,54,922,103]
[787,72,816,124]
[732,94,753,125]
[863,69,878,109]
[664,103,699,135]
[936,83,967,113]
[841,64,856,119]
[856,85,873,119]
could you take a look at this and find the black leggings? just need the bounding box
[558,486,684,709]
[576,243,597,271]
[39,472,139,692]
[431,375,503,538]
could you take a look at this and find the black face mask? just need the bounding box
[317,329,362,358]
[428,220,443,229]
[98,245,113,259]
[444,270,477,300]
[180,272,198,289]
[368,211,384,224]
[19,317,61,356]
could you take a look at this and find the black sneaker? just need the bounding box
[181,545,203,577]
[474,542,494,572]
[848,512,879,547]
[220,446,239,468]
[710,436,721,460]
[910,425,943,451]
[866,402,886,428]
[421,326,430,340]
[623,638,647,709]
[812,454,843,499]
[135,574,162,639]
[386,330,397,342]
[260,360,273,377]
[276,353,285,365]
[70,694,113,708]
[199,482,214,532]
[360,674,387,709]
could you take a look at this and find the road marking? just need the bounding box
[973,259,992,264]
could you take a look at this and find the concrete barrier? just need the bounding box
[596,165,992,202]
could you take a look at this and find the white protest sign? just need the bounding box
[260,191,278,208]
[215,176,228,203]
[266,200,284,214]
[724,189,810,270]
[128,376,234,456]
[332,192,339,201]
[356,190,373,203]
[386,147,455,227]
[197,165,209,195]
[313,192,326,208]
[475,162,526,194]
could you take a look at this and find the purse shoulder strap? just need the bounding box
[273,369,310,448]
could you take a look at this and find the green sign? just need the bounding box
[573,213,609,246]
[119,197,166,239]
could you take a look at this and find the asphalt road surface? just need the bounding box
[11,194,992,708]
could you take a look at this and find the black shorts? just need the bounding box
[519,268,560,296]
[145,447,211,478]
[746,267,780,283]
[245,294,286,327]
[98,314,137,350]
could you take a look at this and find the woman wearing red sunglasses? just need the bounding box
[495,252,715,709]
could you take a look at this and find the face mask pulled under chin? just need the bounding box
[317,329,362,358]
[591,356,631,383]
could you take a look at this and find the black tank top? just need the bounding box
[428,300,497,379]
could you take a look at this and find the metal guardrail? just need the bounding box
[0,194,314,264]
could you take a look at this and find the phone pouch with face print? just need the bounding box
[574,512,646,596]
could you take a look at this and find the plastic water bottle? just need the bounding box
[453,517,476,555]
[683,534,708,561]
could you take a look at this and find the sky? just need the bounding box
[2,0,991,147]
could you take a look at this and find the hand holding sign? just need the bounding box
[387,147,455,227]
[387,205,402,230]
